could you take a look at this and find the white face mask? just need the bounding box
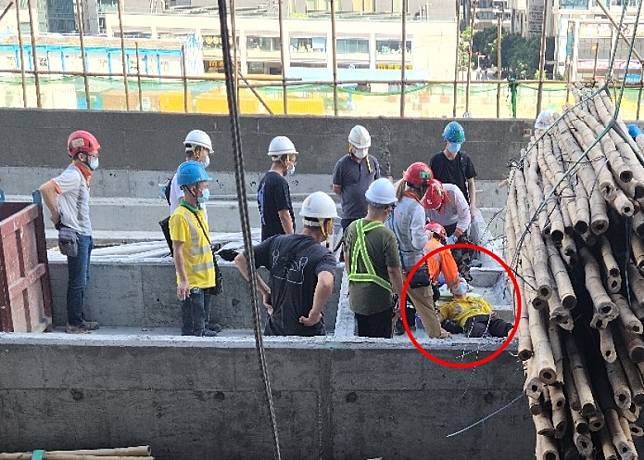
[88,156,99,170]
[352,148,368,159]
[287,164,296,176]
[202,154,210,169]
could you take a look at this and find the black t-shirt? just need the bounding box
[257,171,295,241]
[429,151,477,204]
[253,234,337,336]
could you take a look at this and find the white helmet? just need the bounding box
[184,129,213,152]
[534,111,556,130]
[268,136,298,157]
[300,191,338,220]
[365,178,397,205]
[348,125,371,149]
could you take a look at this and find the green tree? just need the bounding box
[458,27,473,72]
[471,27,541,79]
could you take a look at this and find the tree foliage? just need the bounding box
[471,27,541,79]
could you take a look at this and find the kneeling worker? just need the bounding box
[235,192,338,336]
[438,280,513,338]
[345,178,404,338]
[425,222,461,300]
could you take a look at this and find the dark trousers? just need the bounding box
[355,308,394,338]
[66,234,93,326]
[181,288,212,336]
[464,315,512,338]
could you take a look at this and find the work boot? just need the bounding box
[207,323,223,334]
[81,320,99,331]
[202,329,218,337]
[65,323,91,334]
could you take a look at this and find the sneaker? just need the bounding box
[203,330,219,337]
[81,320,99,331]
[207,323,223,334]
[65,323,90,334]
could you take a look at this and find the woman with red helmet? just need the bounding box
[386,162,449,339]
[424,179,471,243]
[39,130,101,333]
[424,221,461,300]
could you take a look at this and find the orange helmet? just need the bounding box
[67,130,100,157]
[423,179,445,210]
[425,221,447,240]
[403,162,433,187]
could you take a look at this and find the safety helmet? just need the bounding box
[184,129,213,152]
[177,160,212,187]
[423,179,445,210]
[628,124,642,139]
[300,191,338,220]
[442,121,465,144]
[425,221,447,240]
[403,162,433,187]
[67,130,100,157]
[348,125,371,149]
[268,136,298,157]
[534,111,556,130]
[365,178,396,205]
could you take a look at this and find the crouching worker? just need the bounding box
[438,280,513,338]
[345,178,403,338]
[170,161,218,337]
[425,222,460,301]
[234,192,338,336]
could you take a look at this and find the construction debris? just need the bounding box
[506,89,644,459]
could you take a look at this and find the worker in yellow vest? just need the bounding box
[170,161,218,337]
[344,178,404,338]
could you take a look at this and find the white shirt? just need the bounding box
[53,164,92,235]
[426,183,471,233]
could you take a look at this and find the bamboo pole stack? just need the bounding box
[0,446,153,460]
[507,89,644,459]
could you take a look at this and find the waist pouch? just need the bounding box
[58,226,79,257]
[409,265,431,288]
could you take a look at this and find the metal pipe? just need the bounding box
[231,0,239,111]
[496,13,502,118]
[135,42,143,111]
[277,0,287,114]
[594,0,643,64]
[465,0,475,115]
[14,0,27,108]
[0,1,13,23]
[25,0,40,108]
[452,0,459,117]
[535,0,549,117]
[75,0,91,110]
[116,0,130,110]
[591,41,599,84]
[238,69,274,114]
[400,1,407,117]
[181,45,188,113]
[331,0,338,115]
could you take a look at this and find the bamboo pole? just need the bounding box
[14,0,27,107]
[598,427,619,460]
[599,237,622,294]
[588,410,605,432]
[116,0,130,110]
[529,302,557,385]
[496,13,501,119]
[616,333,644,405]
[535,433,559,460]
[75,0,91,110]
[25,0,40,108]
[525,357,545,399]
[564,334,596,417]
[611,294,643,335]
[620,401,640,423]
[548,322,564,384]
[464,0,474,115]
[533,412,555,437]
[399,0,407,118]
[631,235,644,272]
[277,0,287,115]
[545,240,576,309]
[629,423,643,437]
[599,326,617,363]
[330,0,338,116]
[616,319,644,363]
[573,431,593,457]
[635,212,644,239]
[606,358,632,410]
[230,0,239,111]
[535,0,549,117]
[564,355,581,412]
[452,0,459,118]
[606,408,635,460]
[579,247,617,322]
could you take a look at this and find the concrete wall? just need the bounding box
[48,261,343,332]
[0,334,533,459]
[0,109,532,179]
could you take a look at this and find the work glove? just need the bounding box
[446,235,457,245]
[218,248,239,262]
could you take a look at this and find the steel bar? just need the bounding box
[75,0,91,110]
[25,0,40,108]
[535,0,549,117]
[238,69,274,114]
[496,13,502,118]
[0,1,13,23]
[14,0,27,107]
[117,0,130,110]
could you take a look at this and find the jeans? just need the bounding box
[181,288,212,336]
[355,308,393,338]
[66,234,93,326]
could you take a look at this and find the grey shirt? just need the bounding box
[332,155,380,221]
[53,164,92,236]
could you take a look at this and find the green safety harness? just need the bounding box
[348,219,392,293]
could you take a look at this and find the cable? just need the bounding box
[445,392,525,438]
[216,2,282,459]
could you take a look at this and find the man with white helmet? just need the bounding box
[344,178,404,338]
[332,125,380,233]
[235,191,338,336]
[257,136,298,241]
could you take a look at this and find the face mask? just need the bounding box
[287,164,296,176]
[447,142,461,154]
[198,188,210,205]
[88,156,99,170]
[352,148,368,159]
[202,155,210,169]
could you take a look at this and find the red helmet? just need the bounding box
[67,130,100,157]
[403,162,433,187]
[423,179,445,210]
[425,221,447,240]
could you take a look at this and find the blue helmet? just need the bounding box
[442,121,466,143]
[628,124,642,140]
[177,160,211,187]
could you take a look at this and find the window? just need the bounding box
[558,0,589,8]
[338,63,369,69]
[337,38,369,54]
[247,36,281,52]
[290,37,326,53]
[375,40,412,54]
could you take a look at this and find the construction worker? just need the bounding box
[332,125,380,233]
[235,191,338,336]
[429,121,477,216]
[628,124,643,145]
[534,110,557,137]
[39,130,101,333]
[425,222,461,300]
[387,162,449,339]
[438,280,513,338]
[344,178,403,338]
[168,130,213,213]
[424,179,471,241]
[257,136,298,241]
[169,161,218,337]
